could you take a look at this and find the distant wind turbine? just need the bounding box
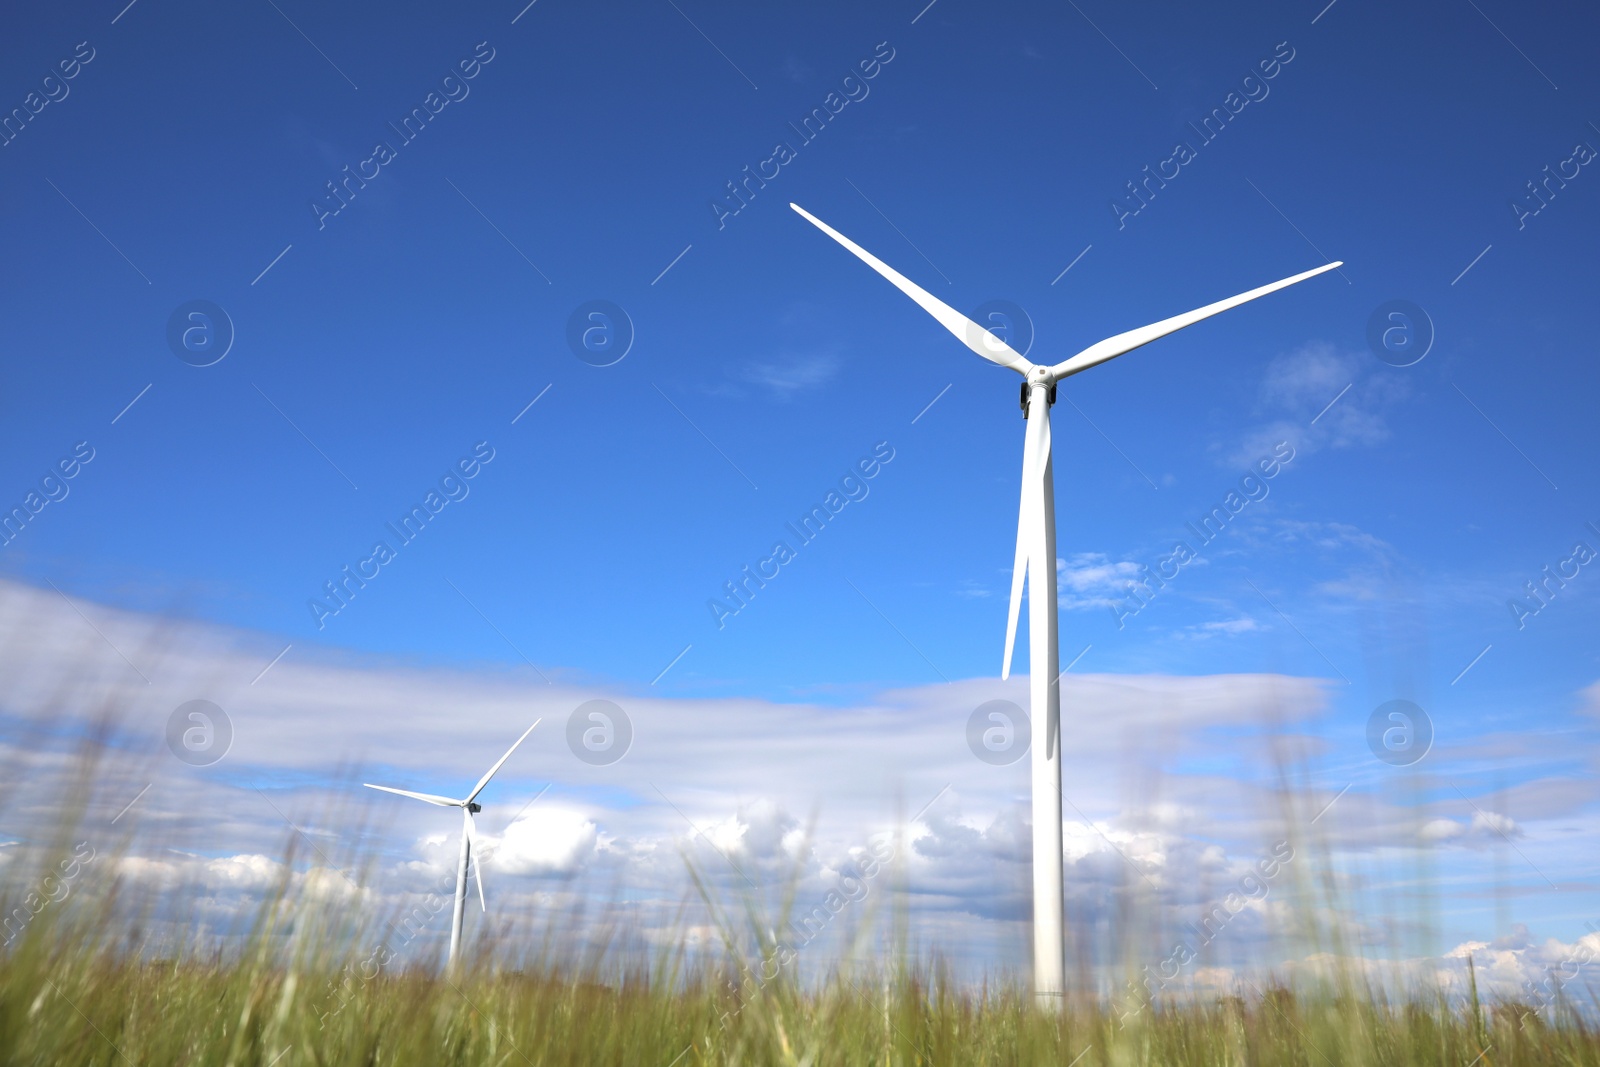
[365,718,541,967]
[791,201,1340,1009]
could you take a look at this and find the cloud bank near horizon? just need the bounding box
[0,576,1594,998]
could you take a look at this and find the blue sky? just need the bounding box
[3,0,1599,989]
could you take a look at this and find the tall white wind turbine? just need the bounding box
[365,718,541,968]
[791,201,1340,1009]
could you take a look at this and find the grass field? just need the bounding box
[2,742,1595,1065]
[4,935,1594,1065]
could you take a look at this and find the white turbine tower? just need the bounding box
[791,201,1340,1009]
[365,718,541,967]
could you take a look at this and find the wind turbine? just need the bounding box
[364,718,541,967]
[791,201,1340,1009]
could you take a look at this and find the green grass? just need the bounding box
[1,743,1595,1065]
[4,939,1592,1066]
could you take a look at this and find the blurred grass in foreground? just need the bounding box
[2,740,1596,1066]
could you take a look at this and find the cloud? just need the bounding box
[779,56,815,83]
[108,851,349,900]
[1419,818,1465,842]
[1057,552,1140,610]
[1260,343,1361,413]
[1227,342,1406,467]
[1195,617,1260,636]
[1224,519,1399,607]
[491,807,599,875]
[1420,810,1522,847]
[1278,927,1600,1013]
[0,577,1593,985]
[203,854,282,891]
[732,352,839,398]
[1581,680,1600,721]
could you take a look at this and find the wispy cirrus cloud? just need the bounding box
[732,351,840,397]
[1056,552,1141,610]
[1227,342,1407,467]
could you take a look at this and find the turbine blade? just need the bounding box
[1002,393,1053,679]
[790,203,1035,376]
[465,718,542,804]
[1002,395,1044,679]
[364,784,462,807]
[465,810,487,912]
[1046,261,1343,381]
